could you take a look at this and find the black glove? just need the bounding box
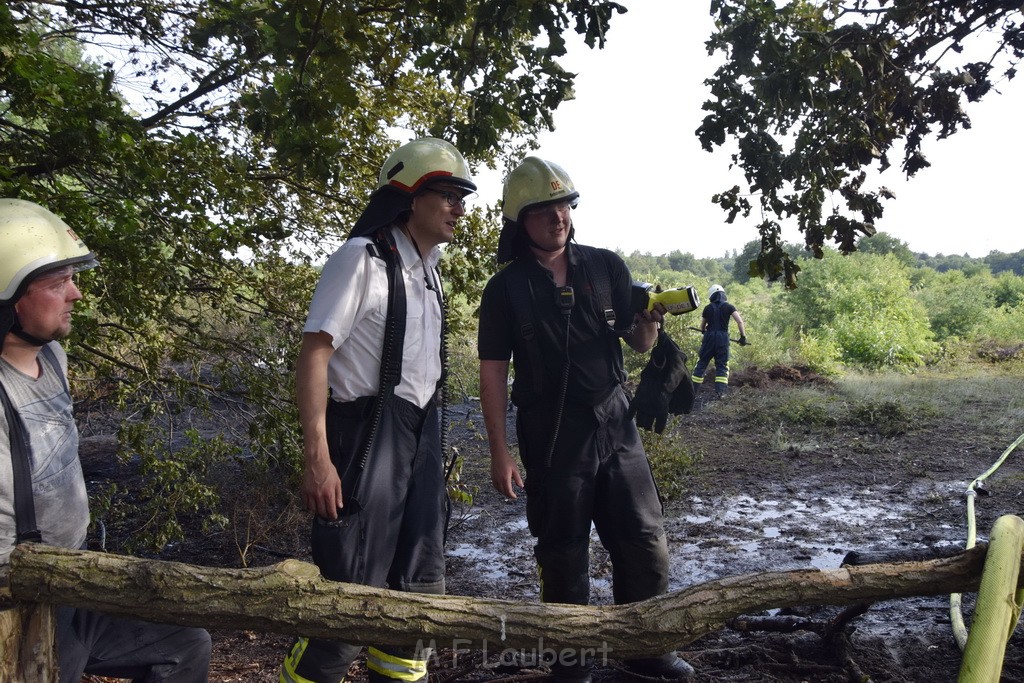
[668,368,695,415]
[628,329,690,433]
[739,335,748,346]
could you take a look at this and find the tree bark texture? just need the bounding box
[1,573,57,683]
[6,543,1011,658]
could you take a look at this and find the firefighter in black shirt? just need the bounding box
[477,158,694,682]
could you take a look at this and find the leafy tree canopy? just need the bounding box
[856,231,915,267]
[699,0,1022,287]
[984,249,1024,276]
[0,0,627,548]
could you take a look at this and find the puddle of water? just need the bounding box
[450,483,967,604]
[666,488,935,588]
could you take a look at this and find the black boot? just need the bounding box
[714,382,728,398]
[625,652,695,680]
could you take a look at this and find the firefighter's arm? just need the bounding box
[624,305,665,353]
[296,331,344,520]
[480,359,523,499]
[732,310,747,339]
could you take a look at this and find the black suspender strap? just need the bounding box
[427,264,447,393]
[508,271,546,397]
[41,344,68,394]
[357,230,407,470]
[584,250,616,328]
[1,345,65,544]
[1,379,40,543]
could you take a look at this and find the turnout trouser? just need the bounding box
[692,330,730,387]
[282,395,447,683]
[56,606,211,683]
[517,386,669,608]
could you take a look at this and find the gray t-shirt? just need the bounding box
[0,342,89,565]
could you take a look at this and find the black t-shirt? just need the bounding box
[702,300,737,333]
[478,244,634,408]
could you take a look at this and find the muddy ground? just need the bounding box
[82,368,1024,682]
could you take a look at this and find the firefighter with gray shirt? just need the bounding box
[0,198,210,682]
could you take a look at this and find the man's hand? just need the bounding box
[490,448,524,500]
[626,303,666,353]
[637,303,667,325]
[739,335,749,346]
[301,453,343,520]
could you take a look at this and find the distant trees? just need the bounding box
[624,241,1024,373]
[985,250,1024,276]
[856,233,916,267]
[700,0,1023,285]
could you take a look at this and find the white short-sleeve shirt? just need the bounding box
[303,225,443,409]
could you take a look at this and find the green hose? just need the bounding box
[951,431,1024,650]
[958,515,1024,682]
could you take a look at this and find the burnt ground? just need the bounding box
[80,367,1024,683]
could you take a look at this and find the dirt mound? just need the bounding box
[975,341,1024,363]
[730,364,832,388]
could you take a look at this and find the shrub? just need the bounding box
[642,427,702,502]
[787,251,937,369]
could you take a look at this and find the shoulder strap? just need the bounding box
[40,344,69,395]
[581,247,616,328]
[426,264,447,393]
[507,265,546,396]
[357,229,407,470]
[1,373,42,544]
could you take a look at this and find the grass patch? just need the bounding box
[847,399,914,437]
[738,385,840,430]
[642,427,703,502]
[768,423,821,454]
[838,370,1024,433]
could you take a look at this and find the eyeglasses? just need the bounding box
[424,188,473,209]
[524,201,572,219]
[28,269,78,295]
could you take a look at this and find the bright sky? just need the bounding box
[476,1,1023,259]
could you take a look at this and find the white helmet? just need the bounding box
[377,137,476,195]
[501,156,579,224]
[708,284,725,299]
[0,198,98,304]
[497,157,580,262]
[351,138,476,239]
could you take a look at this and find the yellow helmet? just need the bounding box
[377,137,476,194]
[0,198,98,304]
[501,156,579,224]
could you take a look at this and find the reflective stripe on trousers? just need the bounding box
[366,646,429,682]
[280,639,328,683]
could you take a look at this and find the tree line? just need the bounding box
[621,232,1024,376]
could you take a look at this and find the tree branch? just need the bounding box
[7,544,1005,657]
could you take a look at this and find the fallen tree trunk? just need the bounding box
[7,543,1013,658]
